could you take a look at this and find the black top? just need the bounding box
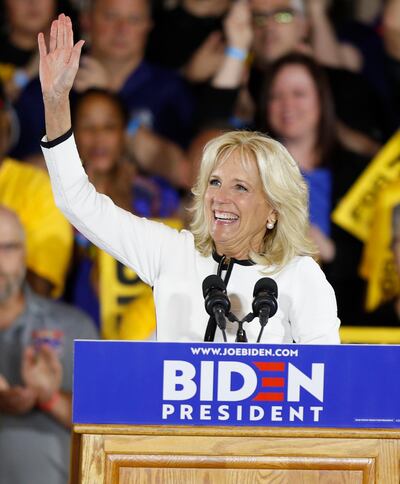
[146,6,224,69]
[0,34,34,67]
[324,145,369,325]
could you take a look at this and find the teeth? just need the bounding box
[214,211,238,221]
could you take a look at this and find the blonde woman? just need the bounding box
[38,14,340,343]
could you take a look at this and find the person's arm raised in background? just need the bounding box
[212,0,253,89]
[193,0,254,163]
[306,0,362,72]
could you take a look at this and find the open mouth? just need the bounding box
[214,211,239,223]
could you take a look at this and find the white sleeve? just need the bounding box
[288,257,341,344]
[41,131,179,286]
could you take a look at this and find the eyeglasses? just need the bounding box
[252,9,297,27]
[0,242,23,253]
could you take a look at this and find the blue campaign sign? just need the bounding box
[73,341,400,428]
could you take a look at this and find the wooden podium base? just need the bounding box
[71,425,400,483]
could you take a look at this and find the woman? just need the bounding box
[260,53,369,324]
[67,88,181,331]
[38,15,340,343]
[0,0,57,100]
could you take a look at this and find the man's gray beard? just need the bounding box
[0,269,26,305]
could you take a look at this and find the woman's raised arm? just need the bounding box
[38,14,84,140]
[38,17,181,288]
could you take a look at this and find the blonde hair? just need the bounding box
[190,130,316,272]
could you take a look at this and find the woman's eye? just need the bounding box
[236,184,248,192]
[209,178,220,187]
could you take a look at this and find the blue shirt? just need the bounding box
[302,168,332,236]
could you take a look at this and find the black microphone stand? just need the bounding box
[256,307,270,343]
[228,312,255,343]
[204,317,217,342]
[204,311,230,342]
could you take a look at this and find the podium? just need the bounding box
[71,341,400,483]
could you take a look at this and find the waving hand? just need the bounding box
[38,14,84,102]
[38,14,84,139]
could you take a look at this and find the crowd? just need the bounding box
[0,0,400,482]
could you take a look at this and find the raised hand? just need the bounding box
[224,0,253,51]
[38,13,84,103]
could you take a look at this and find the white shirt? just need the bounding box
[41,132,340,344]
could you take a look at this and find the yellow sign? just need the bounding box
[359,181,400,311]
[332,130,400,241]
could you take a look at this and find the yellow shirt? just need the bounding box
[0,158,73,296]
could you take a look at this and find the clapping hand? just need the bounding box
[38,13,84,103]
[22,345,62,405]
[0,374,37,415]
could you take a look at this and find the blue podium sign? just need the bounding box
[73,341,400,428]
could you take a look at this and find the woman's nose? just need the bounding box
[213,185,231,204]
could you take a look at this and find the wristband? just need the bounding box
[225,46,248,62]
[13,69,30,90]
[38,391,61,412]
[127,117,141,136]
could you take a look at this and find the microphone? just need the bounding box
[203,275,231,342]
[252,278,278,343]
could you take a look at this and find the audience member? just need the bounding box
[0,82,72,297]
[0,0,56,101]
[146,0,230,76]
[0,205,97,484]
[193,0,254,131]
[67,88,182,331]
[248,0,393,156]
[146,1,254,134]
[74,0,194,146]
[0,0,79,163]
[328,1,400,134]
[259,53,370,324]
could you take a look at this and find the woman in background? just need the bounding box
[260,52,370,324]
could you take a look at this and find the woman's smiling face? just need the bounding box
[267,63,321,144]
[204,150,275,259]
